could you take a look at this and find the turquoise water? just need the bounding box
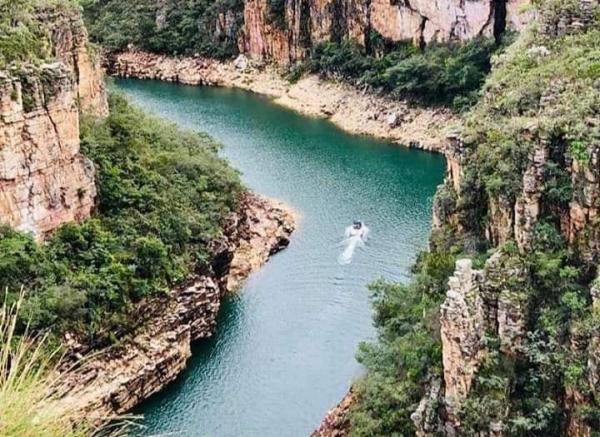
[115,79,445,437]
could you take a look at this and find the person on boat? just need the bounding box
[346,220,366,238]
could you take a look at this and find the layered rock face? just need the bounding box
[40,7,109,116]
[241,0,534,63]
[0,7,107,239]
[311,390,355,437]
[0,65,96,238]
[437,255,529,431]
[55,193,295,418]
[420,1,600,435]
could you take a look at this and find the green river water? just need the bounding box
[115,79,445,437]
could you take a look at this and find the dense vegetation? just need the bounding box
[81,0,243,58]
[0,292,118,436]
[350,246,456,435]
[0,94,242,346]
[290,36,509,110]
[0,0,76,67]
[349,0,600,435]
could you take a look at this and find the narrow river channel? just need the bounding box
[115,79,445,437]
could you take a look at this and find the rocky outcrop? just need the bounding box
[107,50,455,151]
[434,253,529,433]
[311,389,355,437]
[38,6,108,116]
[440,259,486,414]
[0,65,96,239]
[241,0,534,63]
[222,195,296,291]
[0,6,107,239]
[54,193,295,419]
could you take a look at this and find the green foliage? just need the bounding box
[569,140,590,164]
[457,346,514,435]
[0,0,82,67]
[293,37,503,110]
[349,248,453,436]
[0,94,242,345]
[81,0,244,58]
[463,3,600,207]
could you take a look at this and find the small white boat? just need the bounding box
[345,220,367,239]
[338,221,369,264]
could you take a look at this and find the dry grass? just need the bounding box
[0,290,129,437]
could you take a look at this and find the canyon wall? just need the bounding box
[314,0,599,435]
[0,7,107,239]
[41,6,109,116]
[421,1,600,435]
[240,0,534,63]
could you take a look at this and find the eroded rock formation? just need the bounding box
[240,0,534,63]
[55,193,295,419]
[0,6,107,238]
[40,6,109,116]
[311,390,355,437]
[0,65,96,238]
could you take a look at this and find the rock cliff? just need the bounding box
[420,0,600,434]
[0,65,97,239]
[55,193,295,419]
[314,0,600,435]
[241,0,534,63]
[40,6,109,116]
[0,6,107,238]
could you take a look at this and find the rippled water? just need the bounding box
[115,79,445,437]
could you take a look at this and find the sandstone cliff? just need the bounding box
[313,0,600,435]
[0,65,97,238]
[0,6,107,238]
[55,193,295,419]
[419,0,600,434]
[40,6,109,116]
[241,0,534,63]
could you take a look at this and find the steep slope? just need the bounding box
[84,0,534,64]
[0,3,106,239]
[241,0,533,63]
[341,0,600,436]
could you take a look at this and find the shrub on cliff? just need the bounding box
[0,94,242,346]
[0,0,78,67]
[348,248,451,435]
[292,37,505,110]
[81,0,244,58]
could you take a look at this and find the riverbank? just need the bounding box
[106,51,456,152]
[54,193,295,421]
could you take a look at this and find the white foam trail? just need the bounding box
[338,226,369,265]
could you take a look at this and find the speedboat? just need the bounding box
[346,220,367,239]
[339,220,369,265]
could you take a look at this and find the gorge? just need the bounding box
[116,79,444,435]
[2,0,599,436]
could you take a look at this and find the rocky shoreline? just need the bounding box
[54,193,295,421]
[311,390,355,437]
[105,50,456,152]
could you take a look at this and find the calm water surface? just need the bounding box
[115,79,445,437]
